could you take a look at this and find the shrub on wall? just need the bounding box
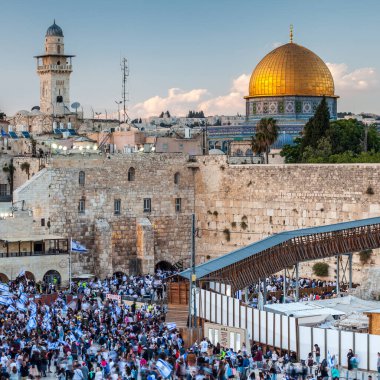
[359,249,372,264]
[312,262,329,277]
[223,228,231,242]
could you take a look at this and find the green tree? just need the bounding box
[20,162,31,179]
[302,137,332,163]
[301,96,330,153]
[254,118,279,163]
[2,161,16,197]
[280,137,302,163]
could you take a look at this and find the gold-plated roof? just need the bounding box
[247,42,336,98]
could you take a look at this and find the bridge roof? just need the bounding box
[180,217,380,290]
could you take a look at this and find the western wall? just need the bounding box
[193,156,380,282]
[10,153,380,283]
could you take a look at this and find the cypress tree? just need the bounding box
[301,96,330,152]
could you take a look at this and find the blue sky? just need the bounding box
[1,0,379,117]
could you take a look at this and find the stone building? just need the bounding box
[12,154,195,280]
[35,20,74,115]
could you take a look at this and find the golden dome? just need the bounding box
[248,42,336,98]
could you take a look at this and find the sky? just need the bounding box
[0,0,379,118]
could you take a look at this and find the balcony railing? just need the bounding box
[0,250,68,258]
[37,64,72,72]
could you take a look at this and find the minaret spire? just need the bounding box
[290,24,294,43]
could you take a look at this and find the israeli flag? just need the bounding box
[0,296,12,306]
[74,328,83,338]
[0,291,14,298]
[327,351,334,368]
[166,322,176,331]
[0,283,10,293]
[26,316,37,333]
[155,359,173,379]
[6,305,16,313]
[15,301,28,313]
[19,293,28,304]
[1,129,9,138]
[71,240,88,253]
[17,269,26,278]
[68,332,77,342]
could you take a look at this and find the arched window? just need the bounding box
[128,167,135,181]
[43,270,61,285]
[78,197,85,214]
[235,149,243,156]
[246,149,253,156]
[79,171,85,186]
[174,172,180,185]
[57,45,61,54]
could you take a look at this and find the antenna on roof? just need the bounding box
[121,58,129,124]
[290,24,294,43]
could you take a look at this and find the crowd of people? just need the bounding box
[0,271,377,380]
[247,276,342,306]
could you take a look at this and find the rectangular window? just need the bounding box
[114,199,121,215]
[143,198,151,213]
[0,184,7,196]
[78,198,85,214]
[41,218,45,227]
[175,198,182,213]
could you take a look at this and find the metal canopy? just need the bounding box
[180,217,380,291]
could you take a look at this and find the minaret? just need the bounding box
[35,20,75,115]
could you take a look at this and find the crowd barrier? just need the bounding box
[193,288,380,372]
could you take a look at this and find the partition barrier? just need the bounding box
[194,287,380,372]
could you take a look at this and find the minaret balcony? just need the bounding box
[37,64,72,73]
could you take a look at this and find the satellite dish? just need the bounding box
[71,102,81,113]
[31,106,40,111]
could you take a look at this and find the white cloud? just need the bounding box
[327,63,378,91]
[198,74,249,115]
[131,88,208,117]
[130,74,250,117]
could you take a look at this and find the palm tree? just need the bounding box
[251,133,267,162]
[254,118,279,163]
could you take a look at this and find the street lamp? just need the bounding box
[115,101,122,126]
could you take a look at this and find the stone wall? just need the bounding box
[14,154,195,277]
[193,156,380,281]
[10,153,380,282]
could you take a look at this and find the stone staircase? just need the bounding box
[166,303,189,329]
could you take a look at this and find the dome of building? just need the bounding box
[46,20,64,37]
[248,42,335,98]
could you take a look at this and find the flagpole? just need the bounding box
[69,237,72,293]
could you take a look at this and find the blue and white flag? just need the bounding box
[0,291,14,298]
[6,305,16,313]
[17,269,26,278]
[166,322,176,331]
[1,129,9,138]
[19,293,28,304]
[327,351,334,368]
[15,301,27,313]
[74,327,83,338]
[0,283,9,293]
[26,316,37,333]
[0,296,12,306]
[68,332,77,342]
[155,359,173,379]
[71,240,88,253]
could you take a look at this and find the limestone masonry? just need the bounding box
[12,154,380,281]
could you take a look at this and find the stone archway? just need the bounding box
[43,270,61,285]
[25,271,35,281]
[155,260,175,272]
[113,271,125,279]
